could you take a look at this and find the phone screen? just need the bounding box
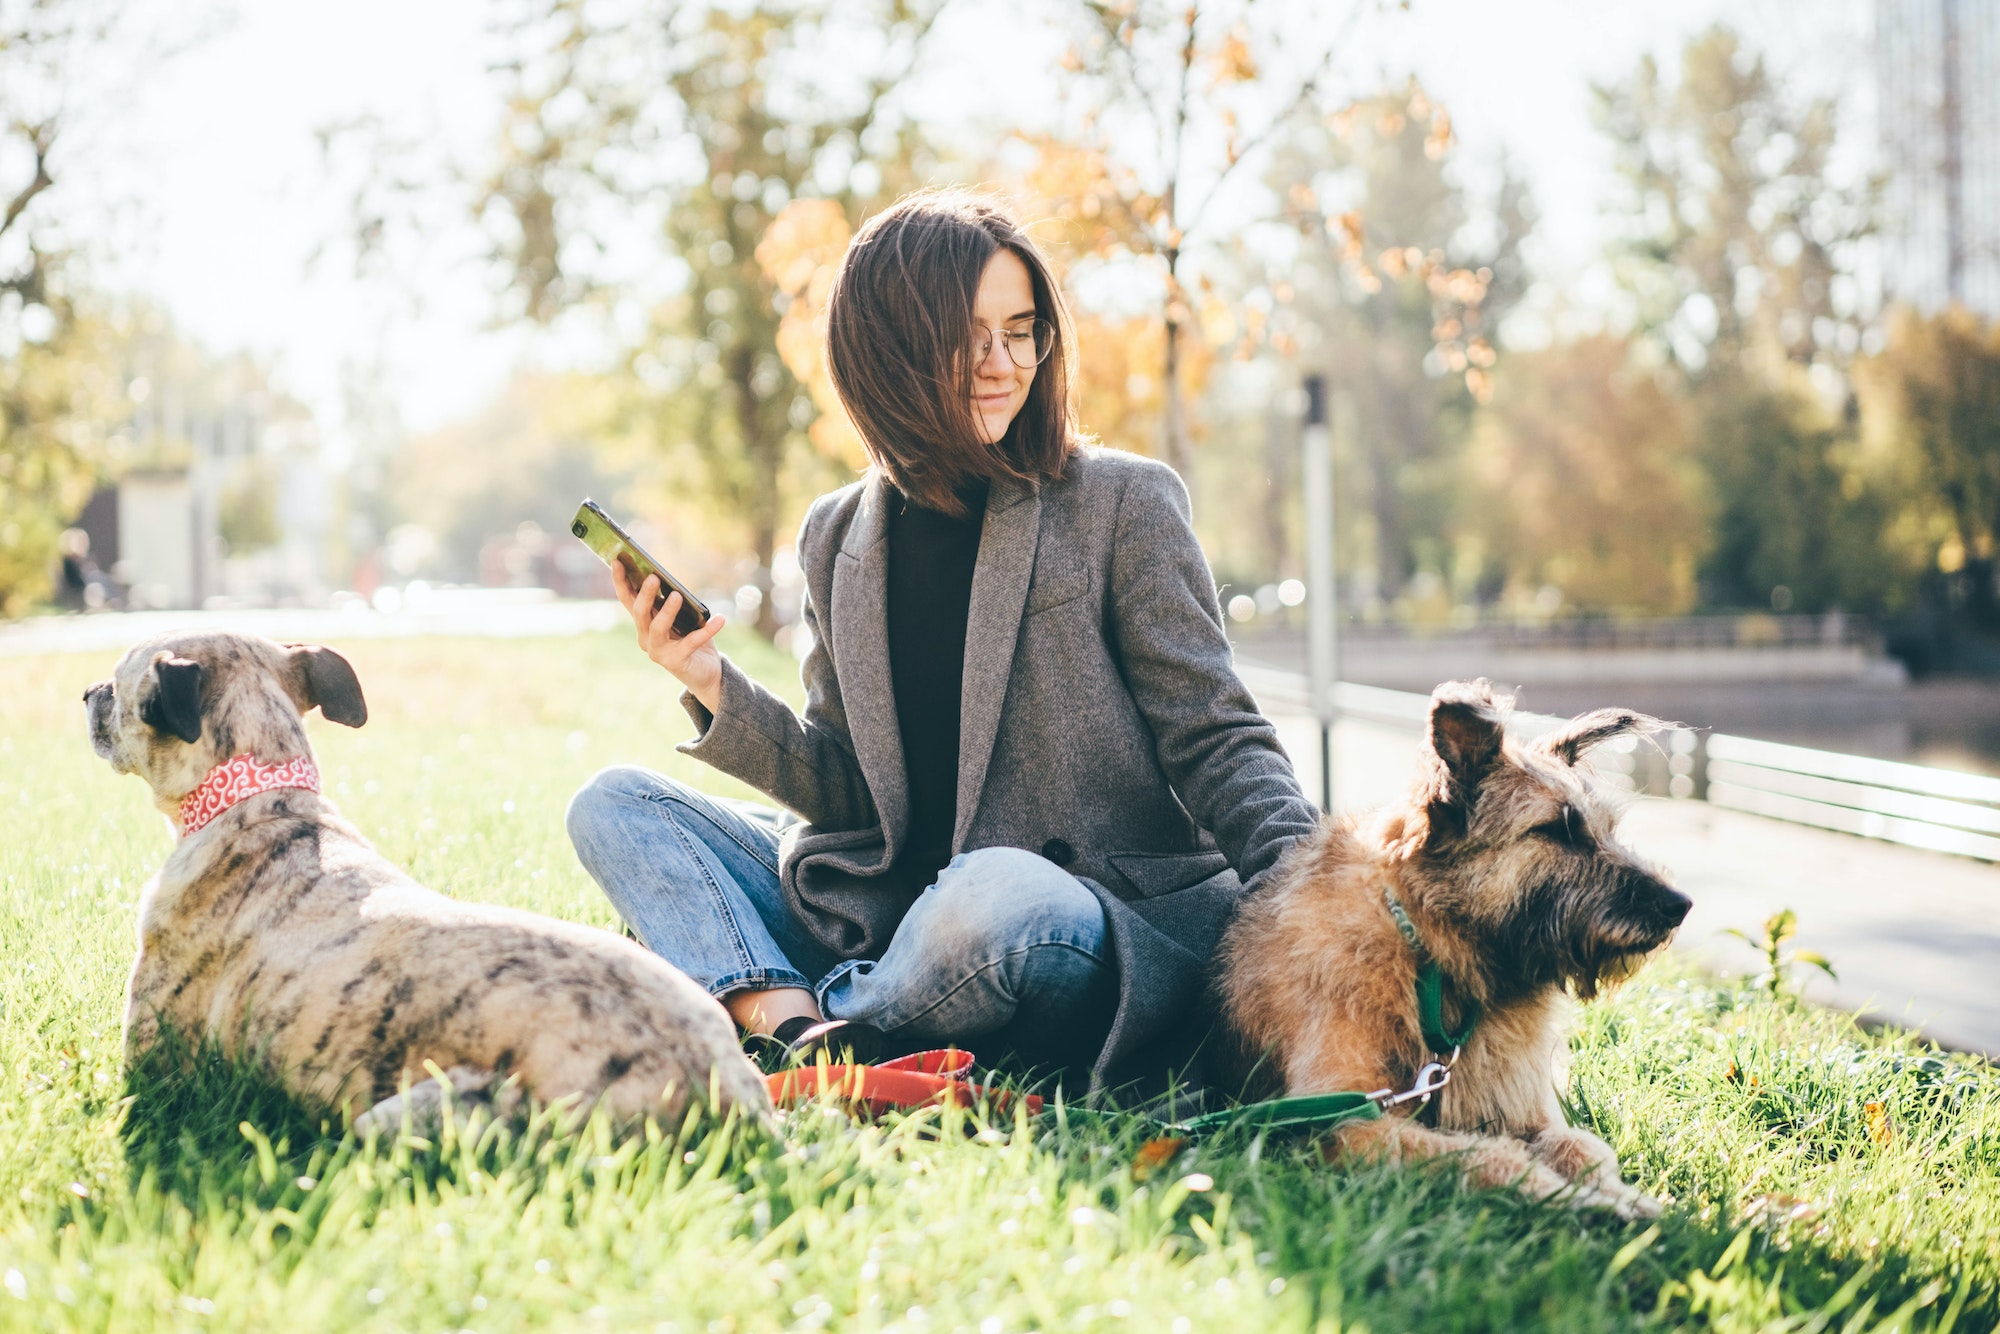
[569,500,710,637]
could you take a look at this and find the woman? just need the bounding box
[566,189,1318,1092]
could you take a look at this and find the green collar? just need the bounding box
[1384,885,1481,1055]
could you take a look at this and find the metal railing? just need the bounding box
[1237,612,1879,653]
[1385,613,1872,653]
[1702,734,2000,861]
[1236,665,2000,864]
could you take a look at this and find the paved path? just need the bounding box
[0,593,625,658]
[1268,708,2000,1057]
[11,604,1996,1055]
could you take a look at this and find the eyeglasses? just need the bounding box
[972,318,1054,369]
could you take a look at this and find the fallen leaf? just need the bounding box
[1132,1136,1188,1181]
[1864,1101,1893,1147]
[1743,1193,1819,1226]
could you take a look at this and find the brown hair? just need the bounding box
[825,188,1077,515]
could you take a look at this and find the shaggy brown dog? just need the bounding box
[1217,680,1690,1220]
[86,631,771,1134]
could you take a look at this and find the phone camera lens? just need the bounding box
[571,521,588,538]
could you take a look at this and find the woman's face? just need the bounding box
[970,247,1039,446]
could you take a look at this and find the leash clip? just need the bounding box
[1372,1055,1454,1111]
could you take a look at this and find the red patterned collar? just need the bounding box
[178,754,321,837]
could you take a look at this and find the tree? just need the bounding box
[1245,83,1533,606]
[1593,25,1873,379]
[755,196,865,469]
[0,0,128,614]
[387,371,648,582]
[1594,25,1890,613]
[1042,0,1370,476]
[1467,335,1707,615]
[473,0,942,634]
[0,309,126,615]
[1697,377,1905,613]
[989,140,1213,463]
[1855,305,2000,620]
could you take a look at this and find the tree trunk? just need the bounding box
[1262,403,1293,576]
[1162,312,1193,478]
[729,343,782,638]
[1364,376,1405,604]
[1159,243,1194,480]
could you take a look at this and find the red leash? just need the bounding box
[764,1048,1044,1118]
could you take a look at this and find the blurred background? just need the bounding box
[5,0,1999,769]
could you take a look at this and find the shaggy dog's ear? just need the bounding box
[1536,708,1673,765]
[284,644,368,728]
[139,655,205,745]
[1421,679,1507,838]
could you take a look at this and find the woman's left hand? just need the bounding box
[613,558,728,714]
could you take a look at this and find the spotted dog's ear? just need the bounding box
[139,655,205,744]
[285,644,368,728]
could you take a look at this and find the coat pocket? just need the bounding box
[1106,849,1232,901]
[1024,551,1092,616]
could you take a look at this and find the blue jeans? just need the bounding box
[564,767,1115,1059]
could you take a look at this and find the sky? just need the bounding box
[53,0,1875,454]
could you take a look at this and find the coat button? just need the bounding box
[1040,838,1074,866]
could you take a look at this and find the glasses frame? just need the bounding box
[972,317,1054,369]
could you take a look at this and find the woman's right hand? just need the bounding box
[613,558,726,715]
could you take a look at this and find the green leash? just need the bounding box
[1173,1090,1381,1136]
[1046,1090,1384,1138]
[1052,885,1480,1140]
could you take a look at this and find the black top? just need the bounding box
[884,480,988,893]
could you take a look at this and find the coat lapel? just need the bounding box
[953,475,1042,849]
[831,473,907,853]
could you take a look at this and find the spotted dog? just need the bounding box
[86,631,771,1133]
[1217,680,1691,1219]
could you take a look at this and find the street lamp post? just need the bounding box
[1302,374,1337,814]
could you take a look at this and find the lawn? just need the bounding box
[0,631,1995,1332]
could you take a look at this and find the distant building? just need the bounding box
[75,344,331,610]
[117,471,200,609]
[1876,0,2000,316]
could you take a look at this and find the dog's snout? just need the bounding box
[1637,879,1692,933]
[1611,870,1691,939]
[84,679,118,761]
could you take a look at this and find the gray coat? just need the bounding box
[679,446,1319,1090]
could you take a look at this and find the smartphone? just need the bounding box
[570,500,711,637]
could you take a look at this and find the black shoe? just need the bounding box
[773,1016,888,1067]
[740,1028,794,1074]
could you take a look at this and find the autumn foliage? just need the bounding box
[757,198,868,470]
[1469,337,1705,615]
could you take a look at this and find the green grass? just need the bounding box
[1,633,1996,1331]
